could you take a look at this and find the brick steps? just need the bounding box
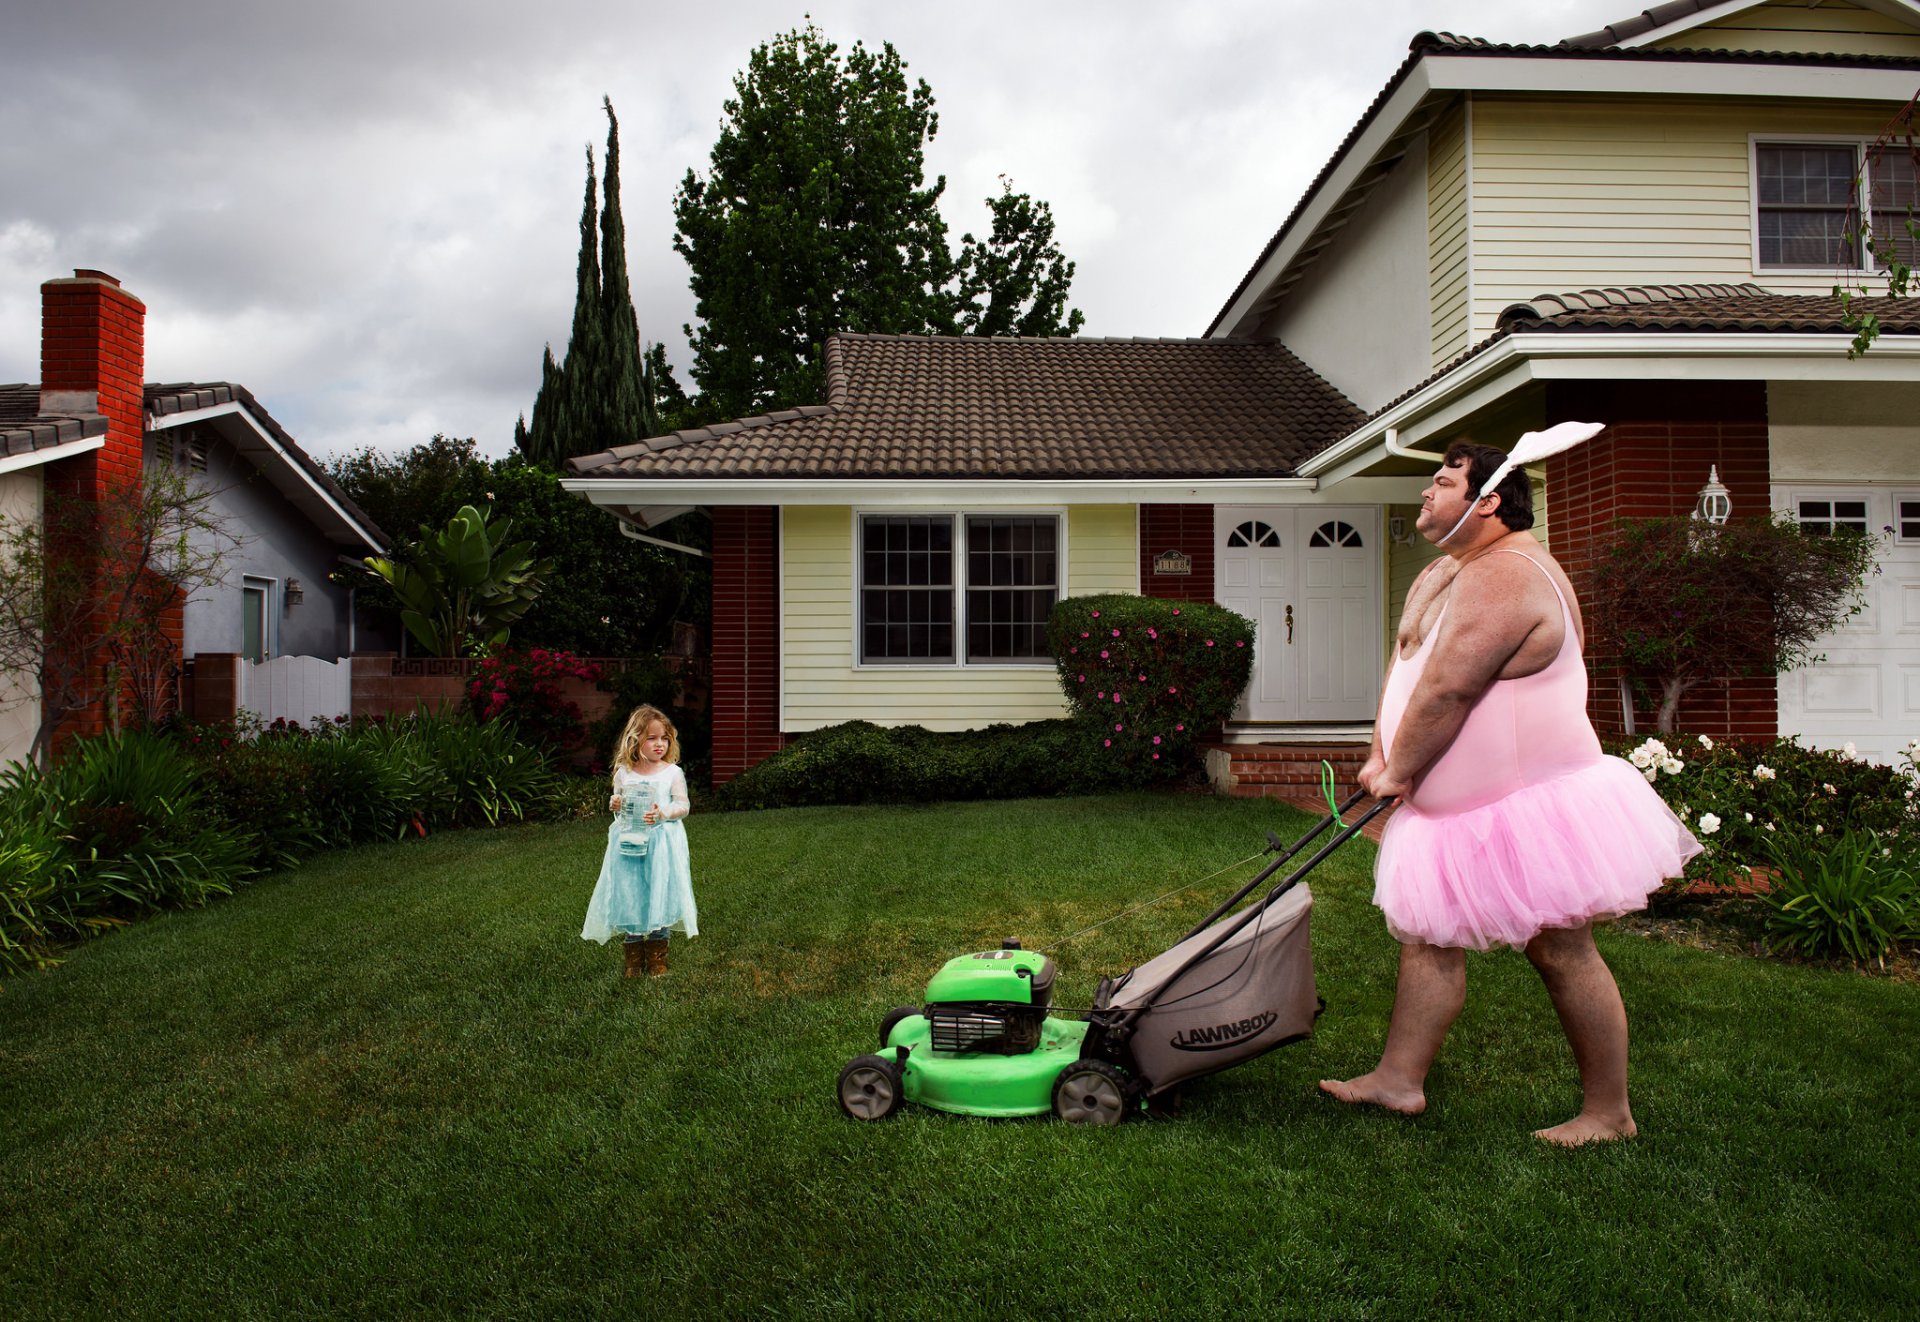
[1204,743,1370,796]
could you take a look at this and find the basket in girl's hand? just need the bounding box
[617,782,657,857]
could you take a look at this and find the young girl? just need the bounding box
[582,705,697,976]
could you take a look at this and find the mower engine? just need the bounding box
[923,943,1055,1056]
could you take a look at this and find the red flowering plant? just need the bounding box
[1047,595,1255,772]
[465,647,603,753]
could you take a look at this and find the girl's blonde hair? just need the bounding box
[612,705,680,779]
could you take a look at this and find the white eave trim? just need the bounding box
[0,433,105,476]
[1210,52,1920,338]
[148,400,385,552]
[1304,331,1920,484]
[562,476,1319,508]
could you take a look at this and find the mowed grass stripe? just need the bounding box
[2,793,1913,1319]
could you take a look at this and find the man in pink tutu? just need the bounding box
[1320,438,1700,1145]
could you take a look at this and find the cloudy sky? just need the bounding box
[0,0,1611,461]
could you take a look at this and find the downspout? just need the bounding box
[619,521,709,557]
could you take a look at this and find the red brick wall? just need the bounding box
[1138,505,1216,601]
[710,506,783,783]
[1544,380,1774,743]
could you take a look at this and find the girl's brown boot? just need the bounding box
[643,937,669,976]
[623,940,648,978]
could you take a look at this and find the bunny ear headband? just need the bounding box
[1435,420,1607,546]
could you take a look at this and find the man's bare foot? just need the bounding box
[1318,1073,1426,1116]
[1533,1112,1637,1146]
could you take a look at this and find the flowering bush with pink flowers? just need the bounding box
[465,648,603,753]
[1047,595,1255,772]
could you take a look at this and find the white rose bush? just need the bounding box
[1610,733,1920,962]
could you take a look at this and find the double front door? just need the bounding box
[1214,505,1382,724]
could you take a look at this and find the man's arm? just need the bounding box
[1375,555,1545,794]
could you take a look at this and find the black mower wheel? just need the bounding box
[877,1006,918,1050]
[837,1054,904,1121]
[1051,1059,1130,1127]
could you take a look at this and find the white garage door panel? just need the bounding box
[1777,486,1920,767]
[1794,664,1881,718]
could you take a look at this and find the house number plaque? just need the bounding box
[1152,550,1192,576]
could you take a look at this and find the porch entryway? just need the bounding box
[1214,505,1383,733]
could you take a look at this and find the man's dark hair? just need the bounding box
[1443,440,1534,532]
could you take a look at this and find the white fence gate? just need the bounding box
[238,655,352,727]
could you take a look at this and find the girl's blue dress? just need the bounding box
[582,764,697,942]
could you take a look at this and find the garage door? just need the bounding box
[1775,487,1920,768]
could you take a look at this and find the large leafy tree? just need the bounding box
[329,440,701,657]
[955,179,1087,338]
[674,23,1085,418]
[516,100,686,466]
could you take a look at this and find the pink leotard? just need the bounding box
[1379,549,1600,815]
[1369,548,1701,950]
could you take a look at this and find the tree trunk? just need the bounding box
[1656,676,1694,734]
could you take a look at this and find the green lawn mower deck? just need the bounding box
[837,942,1132,1125]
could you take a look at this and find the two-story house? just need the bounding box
[564,0,1920,782]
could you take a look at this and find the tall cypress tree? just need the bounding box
[517,100,656,468]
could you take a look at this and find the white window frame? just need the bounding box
[1749,134,1914,276]
[850,507,1069,670]
[1892,490,1920,546]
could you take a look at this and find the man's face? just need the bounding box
[1415,459,1481,544]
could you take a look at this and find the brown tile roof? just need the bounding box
[567,334,1365,481]
[145,382,387,547]
[1560,0,1744,51]
[1204,30,1920,337]
[0,382,110,461]
[1360,285,1920,426]
[1495,286,1920,334]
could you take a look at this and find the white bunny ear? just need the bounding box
[1506,420,1606,467]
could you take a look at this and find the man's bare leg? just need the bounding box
[1320,940,1464,1115]
[1523,922,1637,1145]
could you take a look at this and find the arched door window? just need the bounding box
[1227,520,1282,548]
[1308,520,1364,549]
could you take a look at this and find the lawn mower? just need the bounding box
[836,789,1390,1125]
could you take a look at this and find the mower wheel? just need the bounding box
[877,1006,919,1049]
[1052,1059,1130,1127]
[837,1054,904,1121]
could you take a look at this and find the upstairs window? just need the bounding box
[1756,141,1919,270]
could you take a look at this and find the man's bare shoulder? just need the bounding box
[1450,545,1558,619]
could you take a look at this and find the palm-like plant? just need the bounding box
[364,505,553,656]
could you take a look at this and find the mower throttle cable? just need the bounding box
[1039,848,1267,953]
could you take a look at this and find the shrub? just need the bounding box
[1047,595,1254,775]
[1612,733,1920,890]
[706,719,1148,812]
[466,648,602,754]
[589,655,711,785]
[1762,827,1918,965]
[0,733,255,947]
[357,713,567,829]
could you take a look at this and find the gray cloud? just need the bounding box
[0,0,1607,460]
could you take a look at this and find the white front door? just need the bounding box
[1776,486,1920,766]
[1216,506,1382,724]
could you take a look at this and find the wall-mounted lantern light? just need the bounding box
[285,578,305,606]
[1692,466,1732,526]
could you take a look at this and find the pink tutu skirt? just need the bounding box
[1373,756,1702,951]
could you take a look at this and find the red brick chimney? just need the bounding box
[41,268,146,499]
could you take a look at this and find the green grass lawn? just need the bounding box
[3,793,1914,1319]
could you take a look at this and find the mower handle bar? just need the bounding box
[1104,794,1394,1036]
[1180,788,1371,942]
